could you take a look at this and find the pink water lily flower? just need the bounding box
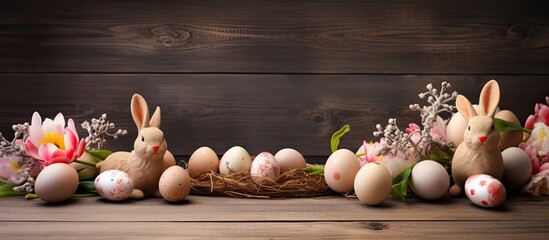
[406,116,448,145]
[525,96,549,130]
[25,112,86,167]
[356,141,383,167]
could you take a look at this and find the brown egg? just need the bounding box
[274,148,306,172]
[495,110,523,150]
[188,146,219,178]
[163,150,176,170]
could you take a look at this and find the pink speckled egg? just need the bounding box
[94,170,134,201]
[465,174,506,208]
[250,152,280,185]
[159,166,192,202]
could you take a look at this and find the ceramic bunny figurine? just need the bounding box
[449,80,504,197]
[96,94,168,199]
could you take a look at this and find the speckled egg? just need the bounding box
[410,160,450,200]
[35,163,79,203]
[274,148,306,172]
[250,152,280,185]
[188,146,219,178]
[324,149,361,193]
[465,174,506,208]
[354,162,392,205]
[219,146,252,175]
[94,170,134,201]
[502,147,532,189]
[159,166,192,202]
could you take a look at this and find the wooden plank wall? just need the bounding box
[1,0,548,160]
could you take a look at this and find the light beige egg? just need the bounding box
[502,147,532,189]
[250,152,280,185]
[274,148,306,172]
[410,160,450,200]
[35,163,79,203]
[324,149,361,193]
[354,162,392,205]
[159,166,192,202]
[219,146,252,175]
[163,150,177,170]
[446,105,482,147]
[188,146,219,178]
[495,110,523,150]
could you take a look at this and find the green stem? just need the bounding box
[25,193,97,199]
[73,159,97,168]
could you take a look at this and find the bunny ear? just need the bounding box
[478,80,500,117]
[131,94,150,130]
[149,106,161,128]
[456,95,478,120]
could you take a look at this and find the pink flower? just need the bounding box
[405,116,448,145]
[525,96,549,130]
[356,141,383,167]
[379,151,414,178]
[0,156,26,184]
[24,112,86,167]
[519,122,549,174]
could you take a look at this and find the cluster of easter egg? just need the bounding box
[34,150,193,203]
[447,109,532,208]
[324,149,451,206]
[325,109,532,208]
[187,146,307,185]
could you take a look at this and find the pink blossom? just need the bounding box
[356,140,414,177]
[519,122,549,174]
[356,141,383,167]
[24,112,86,167]
[405,116,448,145]
[525,96,549,130]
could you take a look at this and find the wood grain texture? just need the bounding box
[1,195,547,222]
[1,221,547,239]
[0,74,547,156]
[1,0,548,74]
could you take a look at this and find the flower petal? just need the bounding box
[64,128,78,159]
[25,138,42,160]
[67,118,79,140]
[74,139,86,160]
[38,143,69,165]
[29,112,44,147]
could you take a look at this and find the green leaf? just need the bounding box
[494,118,532,134]
[86,149,113,162]
[0,183,27,198]
[78,172,98,181]
[390,165,414,201]
[331,125,351,153]
[77,181,97,193]
[302,165,325,176]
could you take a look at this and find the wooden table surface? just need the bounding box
[1,194,548,239]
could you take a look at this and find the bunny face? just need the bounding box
[134,127,167,159]
[463,116,500,151]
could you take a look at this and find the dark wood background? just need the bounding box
[1,0,548,161]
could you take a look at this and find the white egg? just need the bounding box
[410,160,450,200]
[502,147,532,189]
[35,163,79,203]
[354,162,392,205]
[250,152,280,185]
[219,146,252,175]
[94,170,134,201]
[159,166,191,202]
[465,174,506,208]
[324,149,361,193]
[274,148,306,172]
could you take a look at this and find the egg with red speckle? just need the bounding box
[94,170,134,201]
[465,174,506,208]
[324,149,361,193]
[159,166,192,202]
[250,152,280,185]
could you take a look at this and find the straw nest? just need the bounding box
[190,169,332,199]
